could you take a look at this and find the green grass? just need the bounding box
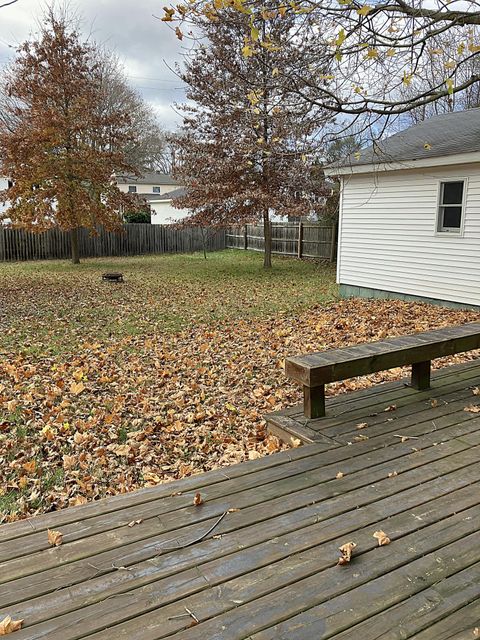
[0,250,338,355]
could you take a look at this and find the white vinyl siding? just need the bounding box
[338,162,480,307]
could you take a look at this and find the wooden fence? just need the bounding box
[226,222,336,261]
[0,225,226,262]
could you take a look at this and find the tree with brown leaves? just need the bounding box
[171,6,333,268]
[0,10,140,264]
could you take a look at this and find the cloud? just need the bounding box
[0,0,187,130]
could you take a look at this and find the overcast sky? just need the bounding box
[0,0,188,130]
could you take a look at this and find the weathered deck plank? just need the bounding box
[2,360,480,640]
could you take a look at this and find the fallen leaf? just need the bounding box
[291,438,302,448]
[337,541,357,566]
[0,615,23,635]
[388,471,398,478]
[127,519,143,527]
[193,492,203,506]
[473,627,480,638]
[430,399,438,408]
[373,530,391,546]
[248,450,262,460]
[356,422,368,429]
[22,460,36,474]
[70,381,85,396]
[228,507,241,512]
[472,387,480,396]
[335,471,344,479]
[354,434,369,441]
[47,529,63,547]
[384,404,397,412]
[464,404,480,413]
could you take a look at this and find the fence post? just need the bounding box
[244,224,248,250]
[297,221,303,259]
[330,219,338,263]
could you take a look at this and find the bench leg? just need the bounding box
[411,360,431,390]
[303,385,325,419]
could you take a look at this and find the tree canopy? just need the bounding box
[172,7,334,267]
[0,10,143,263]
[164,0,480,120]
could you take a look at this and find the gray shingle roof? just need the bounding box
[335,107,480,168]
[116,172,179,186]
[155,187,186,200]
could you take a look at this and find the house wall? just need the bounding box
[117,183,177,196]
[150,200,190,225]
[338,162,480,307]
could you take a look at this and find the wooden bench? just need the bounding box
[285,322,480,419]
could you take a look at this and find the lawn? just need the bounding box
[0,250,479,521]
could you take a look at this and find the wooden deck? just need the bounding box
[2,360,480,639]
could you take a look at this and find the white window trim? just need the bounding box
[435,177,468,236]
[153,186,161,193]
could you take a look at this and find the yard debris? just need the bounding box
[193,492,204,506]
[291,438,302,448]
[430,399,438,408]
[393,434,419,443]
[472,388,480,396]
[127,519,143,528]
[335,472,344,479]
[0,615,23,635]
[356,422,368,429]
[337,541,357,566]
[354,434,369,441]
[384,404,397,412]
[248,450,262,460]
[388,471,398,478]
[464,404,480,413]
[373,530,391,546]
[1,264,479,523]
[47,529,63,547]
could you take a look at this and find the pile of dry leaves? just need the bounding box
[0,257,479,521]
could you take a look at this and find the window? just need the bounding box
[128,186,137,193]
[153,186,161,193]
[437,180,465,233]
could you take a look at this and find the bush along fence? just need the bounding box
[226,221,337,261]
[0,224,226,262]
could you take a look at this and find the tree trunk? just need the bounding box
[263,210,272,269]
[70,227,80,264]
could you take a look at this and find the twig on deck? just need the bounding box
[156,511,228,552]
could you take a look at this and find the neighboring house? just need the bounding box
[115,172,190,224]
[149,187,190,225]
[325,108,480,309]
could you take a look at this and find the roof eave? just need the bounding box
[324,150,480,176]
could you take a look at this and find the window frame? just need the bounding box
[436,178,467,235]
[128,185,137,193]
[152,186,161,193]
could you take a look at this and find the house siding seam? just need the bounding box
[338,163,480,307]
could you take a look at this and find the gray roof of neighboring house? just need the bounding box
[334,108,480,168]
[116,172,180,186]
[155,187,187,200]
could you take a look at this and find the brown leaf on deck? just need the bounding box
[193,492,203,506]
[388,471,398,478]
[464,404,480,413]
[0,615,23,635]
[356,422,368,429]
[337,541,357,566]
[384,404,397,412]
[47,529,63,547]
[335,472,344,479]
[430,399,438,408]
[373,530,391,546]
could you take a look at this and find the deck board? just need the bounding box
[2,360,480,639]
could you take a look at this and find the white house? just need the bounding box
[115,172,190,224]
[325,108,480,309]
